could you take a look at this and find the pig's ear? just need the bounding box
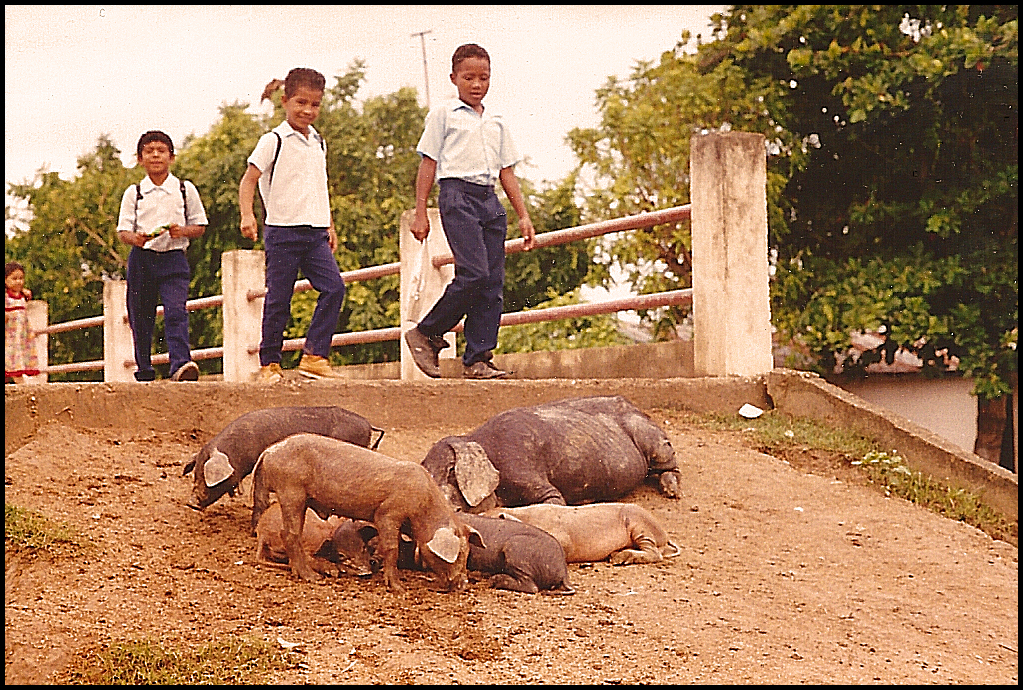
[204,448,233,487]
[425,526,461,564]
[356,522,379,543]
[465,524,485,549]
[183,455,197,476]
[452,440,500,508]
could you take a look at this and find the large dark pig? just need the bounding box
[251,434,482,594]
[458,512,574,595]
[422,396,681,512]
[183,406,380,510]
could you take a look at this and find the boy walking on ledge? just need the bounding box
[405,43,536,379]
[116,130,207,382]
[239,67,346,382]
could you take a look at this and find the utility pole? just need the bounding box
[411,29,432,109]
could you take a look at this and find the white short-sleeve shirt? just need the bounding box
[416,98,522,185]
[247,121,331,227]
[116,173,208,252]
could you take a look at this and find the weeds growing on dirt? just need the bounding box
[55,637,298,685]
[4,503,82,557]
[686,410,1017,547]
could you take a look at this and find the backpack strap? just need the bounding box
[267,132,283,187]
[260,132,284,223]
[267,130,324,186]
[179,179,189,222]
[260,130,325,222]
[133,184,143,232]
[132,181,190,232]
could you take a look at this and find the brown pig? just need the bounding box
[254,503,374,578]
[251,434,482,593]
[483,502,681,565]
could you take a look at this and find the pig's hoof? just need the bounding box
[385,580,407,595]
[609,550,639,565]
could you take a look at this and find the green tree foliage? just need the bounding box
[504,174,591,314]
[5,136,138,377]
[569,5,1018,400]
[497,288,633,354]
[172,102,267,355]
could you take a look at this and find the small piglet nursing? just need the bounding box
[251,434,481,593]
[254,503,375,578]
[457,513,574,595]
[183,406,379,511]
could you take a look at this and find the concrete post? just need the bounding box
[690,131,773,377]
[24,300,48,384]
[222,249,265,383]
[399,208,457,380]
[103,279,135,382]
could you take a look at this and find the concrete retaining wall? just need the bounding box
[767,369,1017,520]
[5,365,1015,521]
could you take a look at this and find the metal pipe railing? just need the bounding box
[36,204,693,374]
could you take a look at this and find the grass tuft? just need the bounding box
[5,503,82,557]
[56,636,299,685]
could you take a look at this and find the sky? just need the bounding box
[5,5,725,191]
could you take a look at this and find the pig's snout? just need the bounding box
[444,569,469,593]
[184,490,210,512]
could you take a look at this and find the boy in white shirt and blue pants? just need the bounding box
[117,130,208,382]
[238,67,346,382]
[405,43,536,379]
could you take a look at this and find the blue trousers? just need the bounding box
[260,225,346,366]
[418,179,507,366]
[126,247,192,381]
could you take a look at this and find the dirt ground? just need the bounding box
[4,405,1018,684]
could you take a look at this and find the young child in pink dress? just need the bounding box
[5,261,40,383]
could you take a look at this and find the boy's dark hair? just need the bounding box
[451,44,490,73]
[6,261,25,278]
[261,68,327,104]
[136,130,175,158]
[284,67,326,97]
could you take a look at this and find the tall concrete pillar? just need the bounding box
[24,300,48,383]
[222,249,265,383]
[103,279,135,382]
[690,131,773,377]
[399,208,457,381]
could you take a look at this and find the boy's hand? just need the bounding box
[240,214,258,241]
[520,217,537,251]
[327,226,338,252]
[410,213,431,242]
[167,223,184,238]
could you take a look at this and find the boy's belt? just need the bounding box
[440,178,495,196]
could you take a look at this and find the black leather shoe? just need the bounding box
[404,327,444,377]
[463,360,512,379]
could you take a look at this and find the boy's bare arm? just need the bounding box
[499,167,536,250]
[410,157,438,241]
[117,229,149,247]
[168,223,206,239]
[238,164,262,241]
